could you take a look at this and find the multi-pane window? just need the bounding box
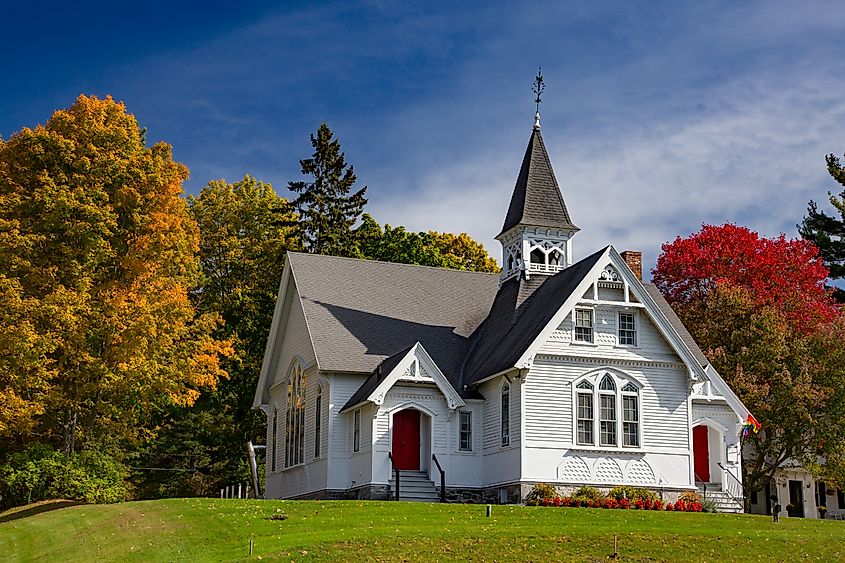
[271,406,278,472]
[618,312,637,346]
[574,372,641,449]
[459,411,472,451]
[353,408,361,453]
[622,383,639,447]
[599,375,617,446]
[285,362,306,467]
[501,382,510,447]
[314,386,322,459]
[574,309,594,343]
[576,381,594,445]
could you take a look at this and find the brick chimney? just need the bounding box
[621,251,643,282]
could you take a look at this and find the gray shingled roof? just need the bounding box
[461,247,608,385]
[643,284,709,367]
[341,345,412,411]
[499,128,579,236]
[288,252,500,382]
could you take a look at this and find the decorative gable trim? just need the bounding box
[252,259,293,409]
[515,246,751,422]
[339,342,465,414]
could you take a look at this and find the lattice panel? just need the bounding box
[626,458,656,484]
[593,457,623,482]
[558,456,590,482]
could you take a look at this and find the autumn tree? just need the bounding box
[289,123,367,257]
[355,214,499,272]
[800,153,845,295]
[0,95,230,457]
[653,223,837,327]
[653,223,845,500]
[135,176,297,497]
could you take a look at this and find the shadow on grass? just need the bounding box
[0,500,84,524]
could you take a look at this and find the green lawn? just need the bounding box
[1,498,843,562]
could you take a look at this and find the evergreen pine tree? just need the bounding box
[800,153,845,299]
[289,123,367,256]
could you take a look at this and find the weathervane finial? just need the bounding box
[532,67,544,129]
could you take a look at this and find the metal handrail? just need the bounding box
[431,454,446,503]
[388,452,399,501]
[717,462,744,504]
[694,472,707,501]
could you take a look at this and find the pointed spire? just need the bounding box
[497,127,578,238]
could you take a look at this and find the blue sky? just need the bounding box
[3,1,845,276]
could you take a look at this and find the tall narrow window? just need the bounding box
[618,312,637,346]
[576,381,594,445]
[459,411,472,451]
[575,309,594,343]
[622,382,639,447]
[285,362,307,467]
[271,406,278,472]
[353,408,361,453]
[599,375,617,446]
[501,382,510,446]
[314,386,322,459]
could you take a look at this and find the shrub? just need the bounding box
[678,491,702,504]
[572,485,603,501]
[526,483,558,506]
[0,445,129,509]
[607,486,658,502]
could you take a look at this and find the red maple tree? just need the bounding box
[652,223,838,327]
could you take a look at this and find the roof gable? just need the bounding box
[341,342,466,413]
[499,128,578,237]
[461,246,609,385]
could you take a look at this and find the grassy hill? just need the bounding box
[1,498,843,561]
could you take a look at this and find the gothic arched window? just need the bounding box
[285,361,306,467]
[501,382,510,447]
[573,372,641,449]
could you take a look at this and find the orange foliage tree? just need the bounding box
[0,95,231,455]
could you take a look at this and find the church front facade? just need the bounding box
[253,112,750,509]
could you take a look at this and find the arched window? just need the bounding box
[573,372,641,449]
[549,249,562,266]
[599,375,617,446]
[285,361,306,467]
[271,406,278,472]
[501,382,510,447]
[622,383,639,447]
[576,381,594,445]
[314,385,323,459]
[530,248,545,268]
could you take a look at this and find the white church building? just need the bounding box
[252,110,751,510]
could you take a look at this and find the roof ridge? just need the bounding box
[287,251,501,277]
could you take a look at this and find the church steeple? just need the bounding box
[497,71,578,282]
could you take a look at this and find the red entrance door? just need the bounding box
[693,425,710,482]
[392,409,421,470]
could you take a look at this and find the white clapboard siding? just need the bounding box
[268,285,317,390]
[525,358,689,451]
[480,377,520,452]
[540,303,679,363]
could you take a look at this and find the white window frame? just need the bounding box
[501,381,510,447]
[271,405,278,472]
[459,411,472,452]
[599,375,617,447]
[314,385,323,459]
[571,370,642,450]
[618,311,637,347]
[353,408,361,453]
[575,381,594,446]
[574,308,594,343]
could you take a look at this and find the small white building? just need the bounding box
[252,113,751,509]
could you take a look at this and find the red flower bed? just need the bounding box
[540,496,695,512]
